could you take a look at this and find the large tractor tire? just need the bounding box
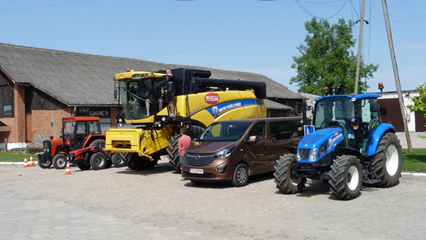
[52,154,67,169]
[166,132,181,171]
[371,132,403,187]
[126,153,156,170]
[329,155,362,200]
[274,154,306,194]
[89,139,105,150]
[90,152,107,170]
[111,153,126,168]
[38,156,52,169]
[167,125,205,172]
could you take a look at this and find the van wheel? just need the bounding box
[231,163,249,187]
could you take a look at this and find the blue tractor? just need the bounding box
[274,90,403,200]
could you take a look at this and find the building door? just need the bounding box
[378,99,404,132]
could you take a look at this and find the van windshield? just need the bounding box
[200,122,251,142]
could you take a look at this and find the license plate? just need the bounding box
[189,168,204,174]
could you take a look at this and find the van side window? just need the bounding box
[249,122,265,141]
[270,121,303,140]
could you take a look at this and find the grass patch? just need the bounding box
[402,148,426,173]
[0,151,34,162]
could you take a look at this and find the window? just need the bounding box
[3,105,12,115]
[249,122,265,141]
[270,120,303,140]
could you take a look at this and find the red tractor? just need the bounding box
[37,116,124,170]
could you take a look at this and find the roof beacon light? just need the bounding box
[378,82,384,93]
[323,87,329,96]
[127,68,131,72]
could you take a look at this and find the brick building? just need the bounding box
[0,43,304,150]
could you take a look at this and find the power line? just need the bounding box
[293,0,349,19]
[136,34,306,57]
[349,0,360,18]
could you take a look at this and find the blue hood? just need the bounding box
[298,128,344,163]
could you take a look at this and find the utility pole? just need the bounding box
[354,0,366,94]
[382,0,413,152]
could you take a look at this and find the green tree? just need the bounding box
[407,83,426,139]
[290,18,378,95]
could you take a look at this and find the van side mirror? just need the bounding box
[247,136,257,143]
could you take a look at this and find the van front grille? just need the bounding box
[186,153,215,166]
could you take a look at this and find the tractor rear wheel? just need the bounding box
[90,152,107,170]
[372,132,403,187]
[52,154,67,169]
[274,154,306,194]
[329,155,362,200]
[111,153,126,167]
[89,139,105,150]
[127,153,156,170]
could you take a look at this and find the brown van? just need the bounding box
[181,117,304,187]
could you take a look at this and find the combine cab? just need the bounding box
[105,68,267,171]
[274,86,403,200]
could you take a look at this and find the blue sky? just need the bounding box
[1,0,425,93]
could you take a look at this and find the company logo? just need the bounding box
[196,154,200,160]
[334,132,338,136]
[212,106,219,117]
[205,93,220,104]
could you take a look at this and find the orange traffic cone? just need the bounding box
[23,157,29,168]
[64,161,72,175]
[28,155,35,167]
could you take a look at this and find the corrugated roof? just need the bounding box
[0,43,303,107]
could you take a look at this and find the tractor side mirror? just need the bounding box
[114,82,119,101]
[380,107,387,116]
[370,99,379,112]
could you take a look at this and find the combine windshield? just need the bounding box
[313,97,355,130]
[119,78,167,120]
[200,122,251,142]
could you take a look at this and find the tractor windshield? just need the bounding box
[119,78,167,120]
[313,97,355,130]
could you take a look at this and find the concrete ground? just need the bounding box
[396,132,425,149]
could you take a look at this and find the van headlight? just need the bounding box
[214,144,236,159]
[309,148,318,162]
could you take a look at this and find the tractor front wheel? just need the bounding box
[53,154,67,169]
[77,161,91,171]
[372,132,403,187]
[90,152,107,170]
[38,157,52,169]
[274,154,306,194]
[329,155,362,200]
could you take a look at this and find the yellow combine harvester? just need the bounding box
[105,68,267,170]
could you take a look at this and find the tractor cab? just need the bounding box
[62,116,102,150]
[312,94,381,153]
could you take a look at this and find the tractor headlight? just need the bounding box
[309,148,318,162]
[296,153,301,161]
[214,144,236,159]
